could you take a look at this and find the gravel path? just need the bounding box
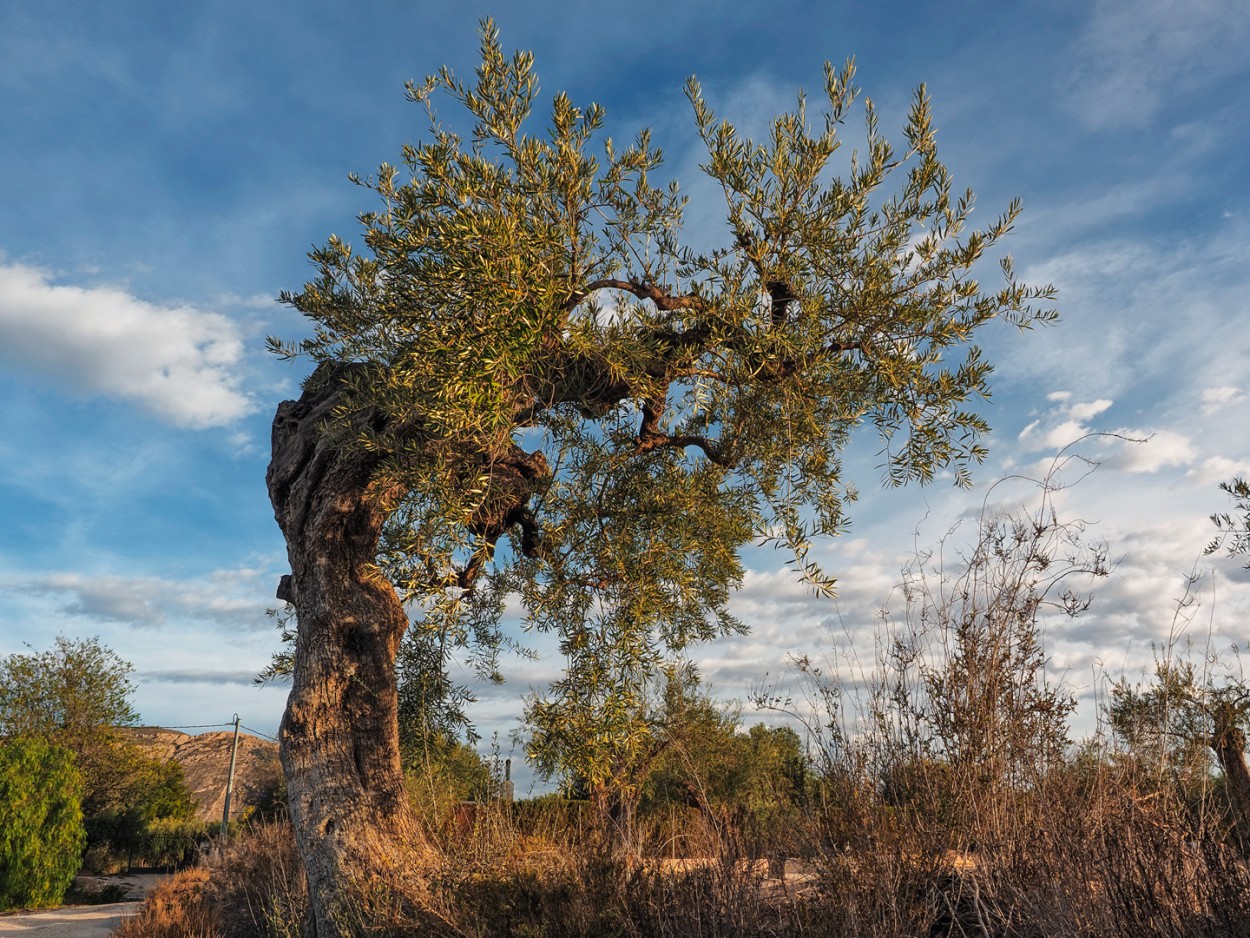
[0,902,139,937]
[0,874,168,937]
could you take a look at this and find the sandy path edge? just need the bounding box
[0,900,141,937]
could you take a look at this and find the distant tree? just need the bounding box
[0,737,85,910]
[265,22,1055,929]
[85,751,197,869]
[643,711,809,856]
[0,636,195,866]
[0,634,137,737]
[527,663,699,850]
[0,636,139,813]
[1111,661,1250,850]
[1100,483,1250,853]
[530,663,807,854]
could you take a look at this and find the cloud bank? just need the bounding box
[0,261,254,427]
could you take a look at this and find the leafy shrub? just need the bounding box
[0,736,86,910]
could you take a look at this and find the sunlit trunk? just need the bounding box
[268,365,425,937]
[1211,713,1250,855]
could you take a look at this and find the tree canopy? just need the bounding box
[0,634,138,742]
[272,21,1055,708]
[0,737,84,911]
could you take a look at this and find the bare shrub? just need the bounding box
[116,821,306,938]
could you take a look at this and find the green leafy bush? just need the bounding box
[0,736,86,910]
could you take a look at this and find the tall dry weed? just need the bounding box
[115,821,305,938]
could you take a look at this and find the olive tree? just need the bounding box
[266,22,1054,934]
[1106,478,1250,852]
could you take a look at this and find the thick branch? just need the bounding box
[458,443,552,590]
[566,278,706,312]
[637,398,731,466]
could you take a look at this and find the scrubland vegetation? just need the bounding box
[115,479,1250,937]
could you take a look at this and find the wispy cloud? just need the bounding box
[1202,386,1245,414]
[0,261,255,427]
[10,567,275,630]
[1064,0,1250,130]
[144,669,267,686]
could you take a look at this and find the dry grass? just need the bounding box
[113,766,1250,938]
[114,821,305,938]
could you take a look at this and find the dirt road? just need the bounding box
[0,901,138,937]
[0,874,167,937]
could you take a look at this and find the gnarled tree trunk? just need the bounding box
[267,364,424,937]
[1211,708,1250,856]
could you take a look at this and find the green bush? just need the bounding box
[0,736,86,910]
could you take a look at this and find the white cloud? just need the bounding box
[1202,386,1245,414]
[1038,418,1095,452]
[1068,399,1114,421]
[1065,0,1250,130]
[10,567,275,630]
[1105,429,1196,473]
[1188,456,1250,487]
[0,261,254,427]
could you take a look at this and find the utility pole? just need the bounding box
[221,714,241,840]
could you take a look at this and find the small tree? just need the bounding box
[0,737,85,911]
[85,751,197,870]
[1111,661,1250,849]
[779,460,1109,841]
[868,483,1106,814]
[0,634,137,731]
[0,636,195,868]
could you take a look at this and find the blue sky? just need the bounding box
[2,1,1248,790]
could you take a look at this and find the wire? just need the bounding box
[147,721,280,741]
[240,724,279,742]
[157,723,235,730]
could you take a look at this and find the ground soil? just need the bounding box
[0,875,167,938]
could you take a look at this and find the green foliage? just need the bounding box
[0,634,138,744]
[0,635,144,817]
[1111,659,1250,779]
[397,628,479,767]
[0,736,85,910]
[528,663,808,855]
[1207,476,1250,565]
[0,635,196,870]
[84,751,197,867]
[638,675,806,814]
[274,22,1054,764]
[407,738,495,826]
[135,817,215,870]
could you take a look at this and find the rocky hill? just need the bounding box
[123,726,283,823]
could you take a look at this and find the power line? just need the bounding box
[240,724,279,742]
[154,722,278,740]
[158,722,235,730]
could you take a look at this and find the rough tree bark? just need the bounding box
[1211,705,1250,855]
[267,363,423,937]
